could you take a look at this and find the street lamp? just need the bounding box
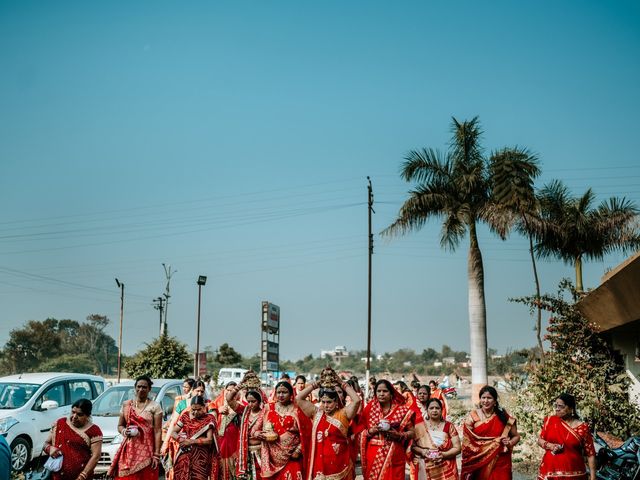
[195,275,207,377]
[115,278,125,383]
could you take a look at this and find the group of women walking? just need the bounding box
[39,373,596,480]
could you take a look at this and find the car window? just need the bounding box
[92,386,160,417]
[69,380,92,404]
[161,391,176,418]
[33,382,66,410]
[0,383,40,409]
[92,381,104,397]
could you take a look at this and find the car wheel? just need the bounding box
[10,437,31,472]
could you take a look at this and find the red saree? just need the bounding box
[108,400,161,480]
[413,421,459,480]
[429,390,447,421]
[50,417,102,480]
[172,411,217,480]
[461,411,514,480]
[538,416,595,480]
[358,398,419,480]
[307,408,353,480]
[236,404,264,480]
[260,403,306,480]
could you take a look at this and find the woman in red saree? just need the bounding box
[226,386,266,480]
[261,381,307,480]
[44,399,103,480]
[169,395,217,480]
[358,379,424,480]
[428,382,448,421]
[537,393,596,480]
[296,379,361,480]
[109,375,163,480]
[163,381,206,480]
[211,381,243,480]
[461,386,520,480]
[412,398,460,480]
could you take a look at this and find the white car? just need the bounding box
[91,379,184,475]
[0,372,106,472]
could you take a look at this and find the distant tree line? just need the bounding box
[0,315,119,375]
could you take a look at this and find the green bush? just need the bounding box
[509,280,640,467]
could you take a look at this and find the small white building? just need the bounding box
[321,345,350,364]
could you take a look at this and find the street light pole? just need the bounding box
[195,275,207,377]
[115,278,124,384]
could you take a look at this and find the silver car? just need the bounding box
[90,379,184,474]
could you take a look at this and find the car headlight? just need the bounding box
[0,417,19,435]
[112,433,124,445]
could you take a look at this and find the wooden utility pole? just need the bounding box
[366,177,374,396]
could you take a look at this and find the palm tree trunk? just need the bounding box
[575,255,583,292]
[468,222,488,401]
[527,231,544,361]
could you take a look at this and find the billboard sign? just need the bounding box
[262,302,280,332]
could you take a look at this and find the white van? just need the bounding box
[0,372,106,471]
[217,368,248,386]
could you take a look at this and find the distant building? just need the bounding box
[442,357,456,365]
[321,345,349,364]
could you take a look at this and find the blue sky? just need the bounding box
[1,1,639,361]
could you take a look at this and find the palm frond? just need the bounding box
[400,148,450,183]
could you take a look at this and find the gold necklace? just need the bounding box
[480,409,494,420]
[276,403,293,415]
[428,420,443,431]
[135,398,149,410]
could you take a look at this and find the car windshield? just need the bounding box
[92,386,160,416]
[0,383,41,409]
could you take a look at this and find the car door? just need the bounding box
[30,381,70,454]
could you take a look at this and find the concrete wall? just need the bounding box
[603,319,640,405]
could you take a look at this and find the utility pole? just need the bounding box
[162,263,176,336]
[115,278,124,384]
[152,297,165,336]
[366,177,374,398]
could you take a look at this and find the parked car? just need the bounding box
[91,379,183,475]
[0,372,106,472]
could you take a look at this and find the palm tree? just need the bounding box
[382,116,502,398]
[536,180,640,292]
[489,147,545,357]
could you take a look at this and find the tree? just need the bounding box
[39,354,96,374]
[489,147,545,356]
[536,180,639,292]
[215,343,243,366]
[125,333,191,379]
[0,315,119,375]
[2,319,62,372]
[383,116,511,398]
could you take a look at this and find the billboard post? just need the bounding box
[261,302,280,380]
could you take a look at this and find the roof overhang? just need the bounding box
[576,251,640,332]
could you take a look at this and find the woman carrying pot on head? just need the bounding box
[358,379,424,480]
[44,398,103,480]
[537,393,595,480]
[108,375,163,480]
[412,398,460,480]
[461,386,520,480]
[261,381,308,480]
[169,395,217,480]
[226,385,266,480]
[296,380,361,480]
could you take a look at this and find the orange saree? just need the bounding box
[461,411,514,480]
